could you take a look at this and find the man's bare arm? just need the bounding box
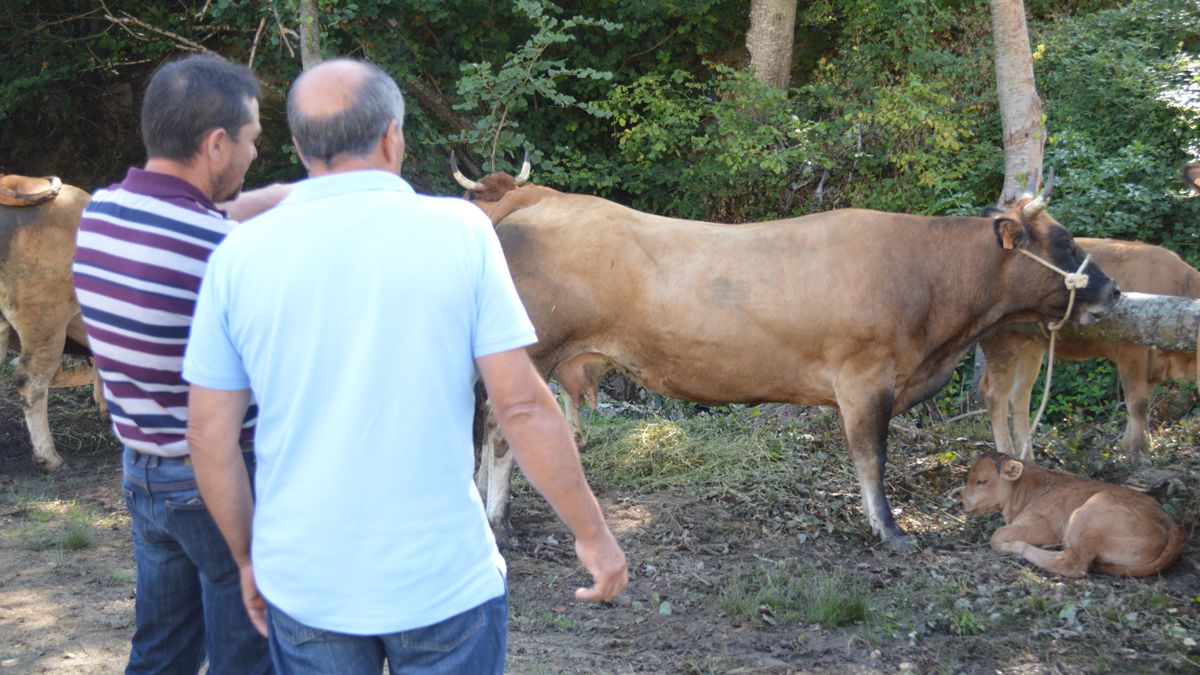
[477,348,628,601]
[186,385,268,635]
[219,182,293,221]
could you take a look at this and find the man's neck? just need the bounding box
[143,157,214,201]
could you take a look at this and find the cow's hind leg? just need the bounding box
[553,352,613,449]
[836,384,907,551]
[12,323,69,470]
[474,398,516,543]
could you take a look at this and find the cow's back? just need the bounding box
[496,195,1004,408]
[0,184,90,320]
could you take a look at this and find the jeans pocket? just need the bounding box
[405,603,486,652]
[271,606,330,647]
[163,494,206,510]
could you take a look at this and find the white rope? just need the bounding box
[1014,251,1093,460]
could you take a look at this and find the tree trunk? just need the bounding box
[989,0,1044,206]
[1008,292,1200,351]
[745,0,796,90]
[299,0,322,70]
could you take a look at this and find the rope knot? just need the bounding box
[1063,272,1089,290]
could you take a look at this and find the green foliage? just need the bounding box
[443,0,620,172]
[1036,0,1200,254]
[585,65,828,220]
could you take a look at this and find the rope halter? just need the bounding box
[1011,249,1093,459]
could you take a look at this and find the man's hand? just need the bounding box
[573,528,628,602]
[239,563,269,637]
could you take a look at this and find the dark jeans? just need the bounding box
[122,447,271,675]
[267,593,508,675]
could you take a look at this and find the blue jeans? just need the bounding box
[122,447,271,675]
[267,593,508,675]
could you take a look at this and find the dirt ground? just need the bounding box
[1,385,1198,674]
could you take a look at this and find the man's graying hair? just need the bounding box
[287,59,406,164]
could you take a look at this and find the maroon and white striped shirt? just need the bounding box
[73,168,255,457]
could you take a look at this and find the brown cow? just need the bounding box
[0,176,100,469]
[459,167,1119,550]
[980,238,1200,458]
[957,451,1183,577]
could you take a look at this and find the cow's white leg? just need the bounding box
[836,377,907,551]
[13,324,69,470]
[474,401,516,542]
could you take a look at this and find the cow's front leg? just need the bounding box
[1116,355,1152,457]
[836,386,906,551]
[474,401,516,543]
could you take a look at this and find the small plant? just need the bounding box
[534,610,577,632]
[15,502,94,552]
[951,609,985,636]
[717,561,868,628]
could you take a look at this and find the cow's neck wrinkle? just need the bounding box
[1001,463,1057,522]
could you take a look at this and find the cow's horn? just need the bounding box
[1021,167,1055,218]
[450,151,484,191]
[514,146,531,186]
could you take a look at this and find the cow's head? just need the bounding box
[451,147,531,203]
[987,168,1119,324]
[1184,163,1200,195]
[957,451,1024,516]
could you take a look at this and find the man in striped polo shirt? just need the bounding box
[73,54,288,674]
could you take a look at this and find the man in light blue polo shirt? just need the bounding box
[183,58,627,674]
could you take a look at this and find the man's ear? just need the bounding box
[200,127,229,166]
[993,217,1029,250]
[381,119,404,167]
[1000,459,1024,481]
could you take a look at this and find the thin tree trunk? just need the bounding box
[1008,293,1200,351]
[745,0,796,90]
[299,0,322,70]
[989,0,1044,206]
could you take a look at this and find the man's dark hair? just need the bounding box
[141,53,260,162]
[288,59,406,165]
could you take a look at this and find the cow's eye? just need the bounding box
[975,479,988,485]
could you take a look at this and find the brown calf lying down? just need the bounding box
[958,452,1184,577]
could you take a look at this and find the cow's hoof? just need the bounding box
[881,534,910,553]
[491,521,516,548]
[35,455,65,471]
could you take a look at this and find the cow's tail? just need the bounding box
[1094,519,1185,577]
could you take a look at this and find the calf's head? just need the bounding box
[957,452,1024,516]
[989,169,1119,324]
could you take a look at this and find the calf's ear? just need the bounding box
[993,218,1029,250]
[1000,459,1024,481]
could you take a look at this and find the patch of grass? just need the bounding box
[716,560,868,628]
[532,610,577,632]
[14,501,94,551]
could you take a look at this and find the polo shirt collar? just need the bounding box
[120,167,223,214]
[285,170,414,206]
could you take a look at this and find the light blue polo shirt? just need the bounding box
[183,170,536,635]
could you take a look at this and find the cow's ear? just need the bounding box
[1000,459,1024,481]
[993,218,1029,250]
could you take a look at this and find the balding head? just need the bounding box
[287,58,406,166]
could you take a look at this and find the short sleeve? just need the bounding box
[183,246,252,390]
[470,209,537,358]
